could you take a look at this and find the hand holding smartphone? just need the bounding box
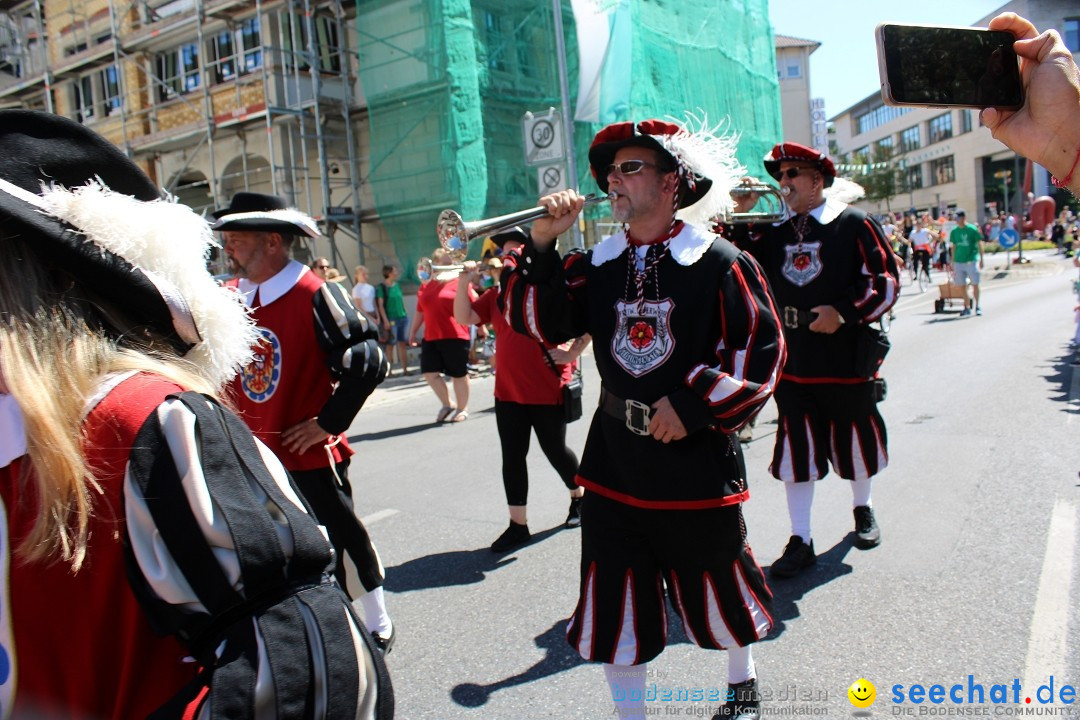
[876,23,1023,109]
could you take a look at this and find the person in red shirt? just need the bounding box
[0,110,391,719]
[455,227,590,551]
[410,248,477,422]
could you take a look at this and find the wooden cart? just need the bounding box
[934,280,968,313]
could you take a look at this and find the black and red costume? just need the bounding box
[731,197,900,482]
[502,221,786,664]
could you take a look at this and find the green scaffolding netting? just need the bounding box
[357,0,781,282]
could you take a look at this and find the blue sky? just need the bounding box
[768,0,1012,118]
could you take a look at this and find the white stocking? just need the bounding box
[604,663,647,715]
[785,481,815,543]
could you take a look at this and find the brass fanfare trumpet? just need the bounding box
[720,184,789,224]
[432,184,786,263]
[417,254,461,277]
[436,192,614,259]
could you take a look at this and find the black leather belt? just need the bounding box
[600,387,652,436]
[782,306,818,329]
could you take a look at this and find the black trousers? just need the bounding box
[290,459,384,596]
[494,399,579,506]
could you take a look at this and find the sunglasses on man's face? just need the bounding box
[779,167,814,179]
[316,264,330,270]
[606,160,661,176]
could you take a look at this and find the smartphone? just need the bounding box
[875,23,1023,109]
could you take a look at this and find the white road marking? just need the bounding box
[1022,499,1076,705]
[361,508,401,526]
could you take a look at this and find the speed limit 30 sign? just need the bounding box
[523,110,565,167]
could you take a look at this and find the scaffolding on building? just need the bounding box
[1,0,782,284]
[0,0,373,274]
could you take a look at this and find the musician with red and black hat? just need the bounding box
[501,117,786,720]
[214,192,397,652]
[730,141,899,579]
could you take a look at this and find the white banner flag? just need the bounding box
[570,0,631,123]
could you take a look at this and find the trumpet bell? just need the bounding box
[722,184,788,224]
[417,254,464,280]
[435,193,613,257]
[436,209,470,257]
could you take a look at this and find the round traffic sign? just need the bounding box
[542,166,562,189]
[530,120,555,149]
[999,228,1019,249]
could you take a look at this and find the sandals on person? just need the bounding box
[447,409,468,423]
[435,406,455,423]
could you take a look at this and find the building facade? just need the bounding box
[0,0,782,282]
[774,34,820,149]
[0,0,385,275]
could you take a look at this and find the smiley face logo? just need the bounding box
[848,678,876,708]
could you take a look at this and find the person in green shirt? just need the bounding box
[376,264,412,374]
[949,210,985,317]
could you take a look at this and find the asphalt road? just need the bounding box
[345,250,1079,719]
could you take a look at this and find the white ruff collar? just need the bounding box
[236,260,309,307]
[591,224,715,267]
[774,196,848,227]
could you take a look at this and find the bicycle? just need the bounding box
[912,248,932,292]
[879,308,894,333]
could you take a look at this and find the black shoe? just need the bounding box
[565,497,583,527]
[771,536,816,578]
[853,505,881,549]
[371,625,395,655]
[490,521,531,552]
[713,678,760,719]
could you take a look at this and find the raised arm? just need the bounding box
[454,262,482,326]
[499,241,591,346]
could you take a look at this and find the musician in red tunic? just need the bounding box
[214,192,395,651]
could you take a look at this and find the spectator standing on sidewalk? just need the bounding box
[353,264,380,327]
[376,264,412,376]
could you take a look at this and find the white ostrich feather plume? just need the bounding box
[38,181,257,388]
[654,111,745,229]
[824,177,866,204]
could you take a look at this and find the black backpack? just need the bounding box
[124,391,394,719]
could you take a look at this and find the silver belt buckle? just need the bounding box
[625,399,652,436]
[783,306,799,329]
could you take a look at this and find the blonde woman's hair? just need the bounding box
[0,234,216,571]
